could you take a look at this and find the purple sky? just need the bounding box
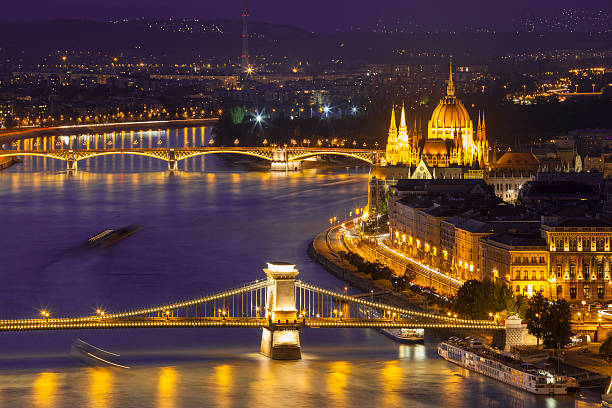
[3,0,611,31]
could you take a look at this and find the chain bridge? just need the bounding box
[0,262,502,359]
[0,146,384,171]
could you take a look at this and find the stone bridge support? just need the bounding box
[168,148,178,171]
[504,315,539,351]
[260,262,302,359]
[67,150,78,173]
[270,149,300,171]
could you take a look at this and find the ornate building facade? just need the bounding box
[370,58,490,211]
[385,59,489,169]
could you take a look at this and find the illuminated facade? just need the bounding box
[480,233,551,298]
[387,178,612,302]
[385,58,489,169]
[542,220,612,301]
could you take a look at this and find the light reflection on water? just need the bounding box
[157,367,178,408]
[88,368,113,408]
[0,127,602,407]
[0,345,602,407]
[32,372,57,408]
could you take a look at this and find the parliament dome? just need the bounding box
[429,97,471,133]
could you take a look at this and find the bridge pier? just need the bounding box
[168,148,178,171]
[270,148,300,171]
[260,262,302,360]
[504,314,540,351]
[66,150,78,173]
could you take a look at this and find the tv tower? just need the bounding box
[241,0,250,73]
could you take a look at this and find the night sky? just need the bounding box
[3,0,611,31]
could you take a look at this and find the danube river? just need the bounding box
[0,127,601,407]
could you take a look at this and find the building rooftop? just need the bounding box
[551,218,612,228]
[486,232,547,248]
[493,152,540,170]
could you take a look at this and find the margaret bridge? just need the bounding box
[0,146,384,171]
[1,262,503,359]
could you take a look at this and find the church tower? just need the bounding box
[397,104,410,164]
[385,107,399,165]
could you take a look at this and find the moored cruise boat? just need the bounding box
[438,337,577,395]
[380,328,424,344]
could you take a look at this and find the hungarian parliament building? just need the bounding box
[370,59,576,207]
[384,60,489,171]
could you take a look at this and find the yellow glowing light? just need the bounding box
[33,372,57,408]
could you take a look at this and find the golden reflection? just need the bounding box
[381,360,402,406]
[327,361,352,405]
[157,366,178,408]
[88,368,114,408]
[32,372,57,408]
[213,364,232,407]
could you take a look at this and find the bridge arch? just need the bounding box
[174,150,273,162]
[73,151,170,162]
[288,151,375,164]
[0,152,68,161]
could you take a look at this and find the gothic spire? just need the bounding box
[399,103,407,131]
[388,106,397,135]
[446,56,455,96]
[398,103,408,143]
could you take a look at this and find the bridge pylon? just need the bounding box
[168,148,178,171]
[67,150,78,173]
[260,262,302,359]
[270,148,300,171]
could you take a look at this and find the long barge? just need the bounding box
[438,337,578,395]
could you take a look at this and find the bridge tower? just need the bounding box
[270,148,300,171]
[260,262,302,359]
[168,148,178,171]
[67,150,78,173]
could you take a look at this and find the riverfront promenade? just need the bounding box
[314,222,462,296]
[0,118,217,145]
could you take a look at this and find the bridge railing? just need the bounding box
[295,281,502,328]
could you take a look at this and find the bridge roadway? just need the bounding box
[325,223,462,295]
[0,264,504,359]
[0,146,385,169]
[0,317,503,332]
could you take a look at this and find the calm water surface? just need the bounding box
[0,128,602,407]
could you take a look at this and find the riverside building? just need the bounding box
[386,176,612,302]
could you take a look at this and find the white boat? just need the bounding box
[438,337,577,395]
[70,339,130,369]
[380,328,424,344]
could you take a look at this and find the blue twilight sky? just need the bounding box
[2,0,611,31]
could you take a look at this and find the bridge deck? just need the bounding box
[0,317,503,331]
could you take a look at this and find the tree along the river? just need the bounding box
[542,299,573,349]
[525,291,548,347]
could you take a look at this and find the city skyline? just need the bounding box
[1,0,612,405]
[1,0,611,32]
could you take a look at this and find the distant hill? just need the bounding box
[0,19,611,65]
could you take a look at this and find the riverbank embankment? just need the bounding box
[309,227,425,309]
[0,118,217,145]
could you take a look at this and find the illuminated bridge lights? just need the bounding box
[0,147,385,166]
[0,279,504,332]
